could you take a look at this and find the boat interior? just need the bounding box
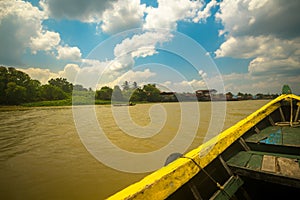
[167,97,300,199]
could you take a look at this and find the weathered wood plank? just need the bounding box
[239,138,251,151]
[277,157,300,178]
[247,150,300,160]
[279,107,286,122]
[295,106,300,122]
[282,127,300,147]
[261,155,276,172]
[247,154,263,170]
[245,126,281,143]
[229,165,300,188]
[226,151,252,167]
[246,143,300,157]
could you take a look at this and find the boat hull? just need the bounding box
[108,94,300,199]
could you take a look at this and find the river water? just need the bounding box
[0,100,269,200]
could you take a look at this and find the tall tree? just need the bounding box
[122,81,130,91]
[96,86,113,100]
[7,67,30,87]
[112,85,124,102]
[73,84,88,91]
[132,81,138,89]
[5,82,27,105]
[39,84,67,100]
[143,84,162,102]
[48,78,73,93]
[130,88,147,102]
[0,66,41,104]
[0,66,8,103]
[26,79,41,101]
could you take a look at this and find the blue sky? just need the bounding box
[1,0,299,94]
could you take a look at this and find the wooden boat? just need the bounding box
[108,85,300,199]
[113,102,136,106]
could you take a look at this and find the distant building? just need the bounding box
[195,89,217,101]
[176,93,197,101]
[160,92,175,95]
[160,92,177,102]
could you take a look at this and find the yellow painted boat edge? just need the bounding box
[107,94,298,200]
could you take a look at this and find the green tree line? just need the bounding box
[0,66,279,105]
[0,66,164,105]
[0,66,79,105]
[96,82,162,103]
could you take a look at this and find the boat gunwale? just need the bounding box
[107,94,300,200]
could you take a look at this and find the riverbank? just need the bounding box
[2,98,271,107]
[20,99,112,107]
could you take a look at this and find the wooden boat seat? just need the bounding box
[245,126,300,147]
[226,125,300,188]
[226,150,300,188]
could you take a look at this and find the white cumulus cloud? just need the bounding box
[144,0,203,30]
[99,68,156,89]
[163,79,206,93]
[56,46,82,61]
[215,0,300,93]
[193,0,218,23]
[18,67,58,84]
[40,0,116,22]
[0,1,84,66]
[100,0,146,34]
[58,64,81,83]
[0,0,47,65]
[114,30,173,58]
[30,30,61,54]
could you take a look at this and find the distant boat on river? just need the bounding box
[112,102,136,107]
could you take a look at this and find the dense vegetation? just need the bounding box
[0,66,163,106]
[96,82,162,103]
[0,66,76,105]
